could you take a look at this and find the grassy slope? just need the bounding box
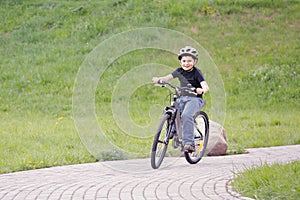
[0,0,299,174]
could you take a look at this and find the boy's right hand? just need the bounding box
[152,77,160,84]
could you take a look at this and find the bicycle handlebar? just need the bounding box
[157,80,197,96]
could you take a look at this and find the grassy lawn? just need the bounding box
[0,0,299,198]
[232,161,300,200]
[0,113,94,173]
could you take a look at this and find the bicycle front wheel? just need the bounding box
[151,114,171,169]
[185,111,209,164]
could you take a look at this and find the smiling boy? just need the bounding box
[152,46,209,152]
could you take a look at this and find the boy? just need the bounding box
[152,46,209,152]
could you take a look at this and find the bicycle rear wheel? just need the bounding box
[185,111,209,164]
[151,114,171,169]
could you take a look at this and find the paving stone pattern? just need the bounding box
[0,145,299,200]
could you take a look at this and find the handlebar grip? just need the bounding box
[158,79,165,85]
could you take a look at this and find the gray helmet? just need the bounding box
[178,46,198,60]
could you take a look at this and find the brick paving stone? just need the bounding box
[0,145,299,200]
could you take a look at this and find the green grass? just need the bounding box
[232,161,300,200]
[0,113,94,173]
[226,110,300,154]
[0,3,299,199]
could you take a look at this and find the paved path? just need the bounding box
[0,145,299,200]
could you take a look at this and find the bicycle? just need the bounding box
[151,80,209,169]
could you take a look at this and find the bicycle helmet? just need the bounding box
[178,46,198,60]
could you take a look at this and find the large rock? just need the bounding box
[205,120,228,156]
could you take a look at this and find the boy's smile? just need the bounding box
[179,56,197,71]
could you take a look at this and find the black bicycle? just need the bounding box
[151,80,209,169]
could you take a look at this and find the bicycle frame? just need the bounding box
[151,80,210,169]
[161,81,192,147]
[163,92,182,143]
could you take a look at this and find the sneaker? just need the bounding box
[184,144,195,152]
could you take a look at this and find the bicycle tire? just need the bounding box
[184,111,209,164]
[151,114,171,169]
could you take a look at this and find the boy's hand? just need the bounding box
[152,74,173,84]
[152,77,160,84]
[196,88,205,94]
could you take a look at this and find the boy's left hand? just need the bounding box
[195,88,204,94]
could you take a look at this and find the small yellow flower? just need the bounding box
[58,117,64,121]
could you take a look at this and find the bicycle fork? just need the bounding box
[163,106,177,145]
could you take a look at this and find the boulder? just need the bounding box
[205,120,228,156]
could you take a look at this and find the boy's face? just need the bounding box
[179,56,197,71]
